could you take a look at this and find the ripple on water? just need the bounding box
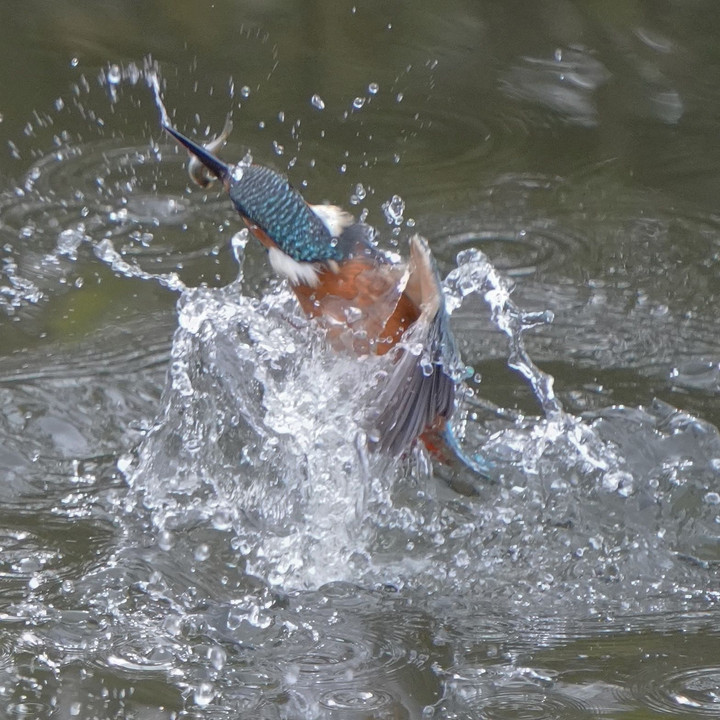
[263,587,443,717]
[0,138,239,315]
[499,47,611,128]
[629,665,720,717]
[425,168,720,388]
[436,219,593,280]
[287,588,437,680]
[448,668,599,720]
[371,102,506,170]
[304,92,534,199]
[318,688,397,718]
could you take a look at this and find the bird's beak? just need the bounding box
[162,123,231,183]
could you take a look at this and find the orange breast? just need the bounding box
[243,220,420,355]
[293,259,420,356]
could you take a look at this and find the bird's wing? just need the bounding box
[368,235,458,456]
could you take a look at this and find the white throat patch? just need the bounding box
[267,246,320,287]
[310,204,354,237]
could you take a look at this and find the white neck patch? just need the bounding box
[268,246,320,287]
[310,204,354,237]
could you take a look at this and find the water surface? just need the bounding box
[1,1,720,718]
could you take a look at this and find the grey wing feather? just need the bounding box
[370,311,456,455]
[368,235,458,456]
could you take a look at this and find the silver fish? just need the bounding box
[186,115,233,188]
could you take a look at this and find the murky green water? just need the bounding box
[2,1,720,718]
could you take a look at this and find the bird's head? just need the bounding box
[163,124,360,279]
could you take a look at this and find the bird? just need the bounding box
[163,121,489,478]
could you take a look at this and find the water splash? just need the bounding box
[127,230,401,588]
[122,229,666,603]
[444,248,561,419]
[144,63,172,128]
[444,247,615,477]
[94,238,185,292]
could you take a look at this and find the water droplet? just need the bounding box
[70,57,79,68]
[344,306,363,324]
[208,646,226,671]
[368,82,379,95]
[285,664,300,685]
[311,94,325,110]
[157,531,173,551]
[106,64,121,85]
[272,141,284,156]
[212,509,233,530]
[352,97,365,109]
[395,92,404,103]
[602,470,634,494]
[240,85,251,98]
[194,543,210,562]
[350,182,367,205]
[705,492,720,505]
[277,111,285,123]
[57,227,86,260]
[382,194,405,225]
[193,682,215,707]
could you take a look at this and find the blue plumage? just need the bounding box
[229,166,342,263]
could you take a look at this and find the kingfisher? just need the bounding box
[163,121,489,478]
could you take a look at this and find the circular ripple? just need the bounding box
[373,102,502,170]
[319,688,394,712]
[296,95,534,205]
[279,590,440,693]
[631,665,720,717]
[467,684,597,720]
[440,225,588,278]
[92,637,179,680]
[0,138,240,299]
[423,174,596,279]
[21,140,227,237]
[286,631,396,682]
